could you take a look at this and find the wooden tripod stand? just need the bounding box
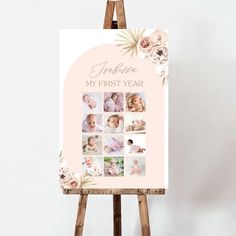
[64,1,166,235]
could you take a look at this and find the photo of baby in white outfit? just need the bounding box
[82,156,103,176]
[82,114,103,133]
[104,114,124,134]
[125,135,146,155]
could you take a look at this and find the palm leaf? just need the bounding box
[116,29,146,57]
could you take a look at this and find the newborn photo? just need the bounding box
[125,135,146,155]
[82,92,102,113]
[103,135,124,155]
[126,92,146,112]
[104,113,124,134]
[104,92,124,112]
[124,156,145,176]
[104,156,124,177]
[82,135,102,155]
[125,113,146,134]
[82,114,103,133]
[82,156,103,176]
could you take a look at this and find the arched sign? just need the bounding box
[59,29,168,189]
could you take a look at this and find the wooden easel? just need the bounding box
[64,1,165,235]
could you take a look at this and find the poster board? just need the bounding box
[59,29,168,189]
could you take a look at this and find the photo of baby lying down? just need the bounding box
[104,157,124,177]
[125,135,146,154]
[82,114,103,133]
[126,119,145,133]
[103,136,124,155]
[125,156,145,176]
[82,93,102,113]
[125,113,146,134]
[82,135,102,155]
[104,92,124,112]
[82,156,103,176]
[104,114,124,134]
[126,93,146,112]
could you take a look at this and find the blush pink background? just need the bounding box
[63,44,167,188]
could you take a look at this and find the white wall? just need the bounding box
[0,0,235,235]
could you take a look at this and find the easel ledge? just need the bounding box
[64,188,165,195]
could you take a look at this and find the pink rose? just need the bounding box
[139,37,153,53]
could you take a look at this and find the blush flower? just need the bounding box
[150,47,168,64]
[139,37,153,53]
[70,180,79,188]
[151,29,168,47]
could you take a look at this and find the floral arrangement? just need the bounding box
[59,151,96,189]
[116,29,168,85]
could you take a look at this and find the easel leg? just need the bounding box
[113,195,122,236]
[115,0,127,29]
[138,194,151,236]
[74,194,88,236]
[103,0,116,29]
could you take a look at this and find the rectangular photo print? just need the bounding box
[82,135,102,155]
[104,113,124,134]
[82,92,103,113]
[126,92,146,112]
[103,135,124,156]
[125,135,146,155]
[125,113,146,134]
[82,114,103,133]
[104,92,124,112]
[125,156,145,176]
[82,156,103,177]
[104,156,124,177]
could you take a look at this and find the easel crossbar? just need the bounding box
[64,188,165,195]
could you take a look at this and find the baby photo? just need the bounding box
[125,156,145,176]
[82,92,102,113]
[125,113,146,134]
[82,114,103,133]
[126,92,146,112]
[104,156,124,177]
[104,114,124,134]
[82,135,102,155]
[125,135,146,155]
[103,135,124,155]
[104,92,124,112]
[82,156,103,176]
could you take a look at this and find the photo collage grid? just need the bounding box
[82,92,146,177]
